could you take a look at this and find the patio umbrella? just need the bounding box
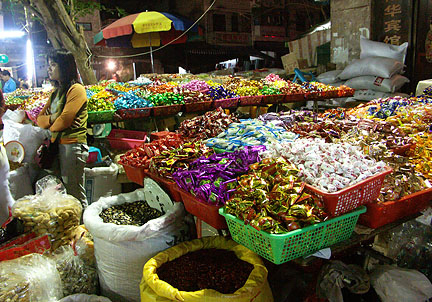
[94,11,202,72]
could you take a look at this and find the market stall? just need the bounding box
[1,73,431,302]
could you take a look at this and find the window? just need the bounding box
[213,14,226,32]
[231,14,239,32]
[76,22,92,31]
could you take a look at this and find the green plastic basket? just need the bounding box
[219,206,366,265]
[88,110,115,123]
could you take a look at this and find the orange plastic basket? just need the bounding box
[305,167,393,217]
[177,188,228,230]
[121,164,146,186]
[359,188,432,229]
[144,171,182,202]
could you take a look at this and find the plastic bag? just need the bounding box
[338,57,405,80]
[84,178,191,302]
[370,265,432,302]
[0,253,63,302]
[52,244,98,297]
[58,294,112,302]
[344,74,409,93]
[360,36,408,63]
[12,175,82,250]
[2,113,50,163]
[140,236,273,302]
[9,164,34,200]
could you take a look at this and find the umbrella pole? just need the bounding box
[150,45,155,73]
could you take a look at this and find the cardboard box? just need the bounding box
[281,52,309,74]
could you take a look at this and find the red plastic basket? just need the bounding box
[213,97,239,109]
[152,104,183,117]
[107,129,147,150]
[177,188,228,230]
[359,188,432,229]
[305,167,393,217]
[239,95,263,106]
[116,107,151,120]
[144,171,182,202]
[184,101,213,113]
[121,164,146,186]
[261,94,285,104]
[284,93,306,102]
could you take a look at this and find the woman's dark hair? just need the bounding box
[1,70,11,77]
[47,49,79,89]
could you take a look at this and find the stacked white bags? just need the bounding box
[339,37,409,100]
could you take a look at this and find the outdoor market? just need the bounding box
[0,1,431,302]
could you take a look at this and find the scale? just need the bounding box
[92,123,112,138]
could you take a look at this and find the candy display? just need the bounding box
[156,248,253,293]
[119,134,184,168]
[261,138,387,193]
[408,133,432,180]
[88,91,116,111]
[180,79,210,92]
[173,146,265,205]
[225,157,328,234]
[149,141,214,179]
[207,85,238,100]
[178,107,239,140]
[205,119,298,151]
[99,200,163,226]
[114,90,153,109]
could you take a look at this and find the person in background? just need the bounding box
[1,70,17,93]
[37,49,89,208]
[0,88,4,118]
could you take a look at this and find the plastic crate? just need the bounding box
[144,171,182,202]
[359,188,432,229]
[337,88,355,97]
[239,95,263,106]
[213,97,239,109]
[220,206,365,264]
[152,104,183,117]
[107,129,147,150]
[88,110,115,123]
[305,167,392,217]
[121,164,146,186]
[184,101,213,113]
[261,94,285,104]
[116,107,151,120]
[178,188,228,230]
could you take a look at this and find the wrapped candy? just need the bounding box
[173,145,265,205]
[205,119,298,151]
[225,157,328,234]
[178,107,239,140]
[149,141,214,179]
[261,138,387,193]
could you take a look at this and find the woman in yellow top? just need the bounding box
[37,49,89,207]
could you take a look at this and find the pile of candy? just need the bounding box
[225,157,328,234]
[178,108,239,140]
[119,134,183,168]
[173,146,265,205]
[149,141,214,179]
[205,119,298,151]
[261,138,387,193]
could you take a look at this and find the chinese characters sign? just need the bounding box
[374,0,412,46]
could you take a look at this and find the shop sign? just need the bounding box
[0,54,9,63]
[373,0,412,46]
[213,32,251,45]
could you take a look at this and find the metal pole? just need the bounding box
[150,45,155,73]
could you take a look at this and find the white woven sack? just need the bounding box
[345,74,409,93]
[84,178,190,302]
[360,36,408,63]
[338,57,405,80]
[316,70,343,84]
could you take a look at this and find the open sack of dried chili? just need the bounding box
[225,157,328,234]
[149,141,214,180]
[172,146,265,206]
[140,236,273,302]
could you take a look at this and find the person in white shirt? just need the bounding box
[0,144,15,226]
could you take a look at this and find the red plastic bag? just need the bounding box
[0,235,51,261]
